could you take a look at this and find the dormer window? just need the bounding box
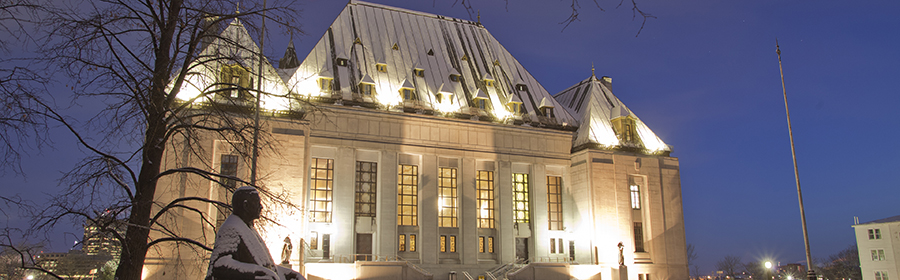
[475,98,487,110]
[318,77,333,93]
[449,74,460,82]
[336,58,348,66]
[516,84,527,91]
[413,68,425,77]
[540,107,554,118]
[484,80,494,87]
[359,74,376,97]
[220,64,251,99]
[436,92,453,105]
[376,63,387,73]
[508,102,523,114]
[611,117,640,145]
[360,83,375,96]
[401,88,416,101]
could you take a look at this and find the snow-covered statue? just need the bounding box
[206,186,304,280]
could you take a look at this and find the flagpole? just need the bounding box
[251,0,266,185]
[777,39,816,280]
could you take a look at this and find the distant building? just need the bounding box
[82,215,126,257]
[146,1,688,279]
[776,263,805,280]
[36,250,112,279]
[853,215,900,280]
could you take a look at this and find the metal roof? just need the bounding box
[286,0,577,124]
[856,215,900,226]
[554,75,670,152]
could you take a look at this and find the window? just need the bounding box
[397,165,418,226]
[376,63,387,73]
[449,235,457,253]
[630,177,642,210]
[512,173,530,224]
[360,83,376,96]
[399,234,406,251]
[550,238,557,254]
[438,168,458,227]
[414,68,425,77]
[876,271,889,280]
[488,236,494,253]
[475,98,487,110]
[624,123,634,142]
[449,74,460,82]
[219,155,239,189]
[869,229,882,239]
[508,102,523,114]
[547,176,563,230]
[540,107,555,118]
[485,80,494,87]
[516,84,527,91]
[477,171,495,228]
[220,64,250,99]
[440,235,446,253]
[409,234,416,252]
[309,158,334,223]
[336,58,348,66]
[872,249,886,261]
[310,232,318,250]
[427,49,434,56]
[319,77,333,93]
[479,236,485,253]
[401,88,416,101]
[355,161,377,217]
[634,222,645,252]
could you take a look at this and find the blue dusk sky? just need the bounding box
[4,0,899,274]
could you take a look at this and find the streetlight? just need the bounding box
[765,262,773,280]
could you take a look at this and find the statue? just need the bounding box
[206,186,304,280]
[618,242,625,266]
[281,237,293,265]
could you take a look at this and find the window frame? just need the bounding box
[355,161,377,217]
[397,164,419,226]
[547,176,564,230]
[309,158,334,223]
[512,173,530,224]
[476,171,495,228]
[438,167,458,227]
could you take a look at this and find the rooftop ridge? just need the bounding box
[350,0,483,28]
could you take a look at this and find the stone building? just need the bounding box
[146,1,688,279]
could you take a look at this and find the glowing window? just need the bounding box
[409,234,416,252]
[516,84,527,91]
[440,235,446,253]
[376,63,387,73]
[479,236,485,253]
[397,165,418,226]
[438,168,458,228]
[547,176,563,231]
[508,103,523,114]
[398,234,406,251]
[485,80,494,87]
[336,58,348,66]
[355,161,377,217]
[630,177,642,210]
[512,173,530,224]
[876,271,888,280]
[449,235,456,253]
[217,155,238,227]
[309,158,334,223]
[414,69,425,77]
[540,107,555,118]
[310,232,318,250]
[476,171,495,229]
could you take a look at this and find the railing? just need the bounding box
[395,255,432,278]
[462,271,475,280]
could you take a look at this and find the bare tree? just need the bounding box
[716,255,742,278]
[0,0,310,279]
[821,245,861,280]
[687,244,700,279]
[447,0,656,35]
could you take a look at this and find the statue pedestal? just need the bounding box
[612,265,628,280]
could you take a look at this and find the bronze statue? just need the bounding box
[281,237,293,265]
[206,186,304,280]
[618,242,625,266]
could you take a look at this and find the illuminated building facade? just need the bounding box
[147,1,687,279]
[854,215,900,280]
